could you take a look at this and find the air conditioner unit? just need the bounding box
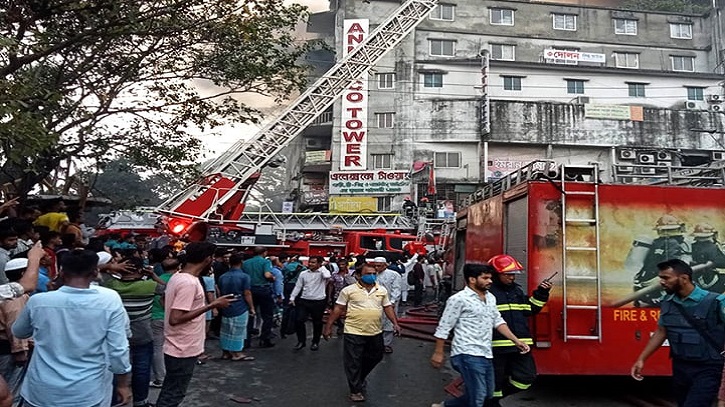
[640,167,656,175]
[685,101,705,110]
[305,138,322,149]
[616,166,634,174]
[707,94,723,103]
[711,104,723,112]
[636,153,656,164]
[711,151,725,160]
[618,149,636,160]
[575,96,590,105]
[656,151,672,161]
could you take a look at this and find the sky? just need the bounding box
[197,0,331,157]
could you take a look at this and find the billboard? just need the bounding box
[329,170,410,195]
[329,196,378,213]
[340,19,369,171]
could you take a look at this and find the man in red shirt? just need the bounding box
[155,242,236,407]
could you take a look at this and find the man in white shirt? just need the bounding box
[371,257,401,353]
[290,256,331,351]
[430,264,530,407]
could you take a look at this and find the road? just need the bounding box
[147,332,675,407]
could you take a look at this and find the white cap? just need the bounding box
[97,252,113,265]
[4,258,28,272]
[373,256,388,264]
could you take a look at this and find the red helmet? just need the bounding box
[488,254,524,274]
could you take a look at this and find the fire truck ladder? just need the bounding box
[156,0,439,224]
[560,164,602,342]
[239,212,415,231]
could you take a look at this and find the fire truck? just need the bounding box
[153,0,439,256]
[451,159,725,376]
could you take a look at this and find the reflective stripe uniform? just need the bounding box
[486,279,549,405]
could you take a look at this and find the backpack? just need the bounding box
[407,269,417,285]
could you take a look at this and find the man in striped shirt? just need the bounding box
[104,256,165,407]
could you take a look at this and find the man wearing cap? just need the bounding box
[0,258,32,404]
[371,257,401,353]
[485,254,552,407]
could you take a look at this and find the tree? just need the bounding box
[90,159,161,210]
[0,0,318,198]
[620,0,710,13]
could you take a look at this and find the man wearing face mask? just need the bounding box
[631,259,725,407]
[323,263,401,403]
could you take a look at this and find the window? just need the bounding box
[553,14,576,31]
[614,52,639,69]
[687,87,704,101]
[430,4,455,21]
[503,76,522,91]
[670,23,693,39]
[376,112,395,128]
[628,83,646,97]
[423,73,443,88]
[434,152,461,168]
[490,44,515,61]
[377,73,395,89]
[490,8,514,26]
[671,56,695,72]
[429,39,455,57]
[614,19,637,35]
[566,79,585,94]
[372,154,393,169]
[377,196,393,212]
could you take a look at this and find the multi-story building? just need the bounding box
[291,0,725,213]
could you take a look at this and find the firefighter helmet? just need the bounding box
[653,214,684,232]
[692,223,717,238]
[488,254,524,274]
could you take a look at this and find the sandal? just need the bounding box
[349,393,366,402]
[384,346,394,354]
[231,355,255,362]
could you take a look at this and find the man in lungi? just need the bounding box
[218,254,256,360]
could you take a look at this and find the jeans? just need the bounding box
[343,333,384,394]
[672,359,721,407]
[151,319,165,382]
[155,355,198,407]
[130,342,153,406]
[295,299,326,345]
[250,286,275,342]
[445,354,495,407]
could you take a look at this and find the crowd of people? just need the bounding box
[0,197,457,406]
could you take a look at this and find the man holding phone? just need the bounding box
[484,254,552,407]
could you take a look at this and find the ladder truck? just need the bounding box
[155,0,439,252]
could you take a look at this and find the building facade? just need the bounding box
[293,0,725,213]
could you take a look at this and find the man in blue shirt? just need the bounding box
[218,254,255,360]
[242,246,276,347]
[13,249,132,407]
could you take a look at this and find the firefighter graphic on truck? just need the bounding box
[626,215,725,307]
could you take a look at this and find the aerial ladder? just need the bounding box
[156,0,439,236]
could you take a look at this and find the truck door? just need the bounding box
[505,197,529,293]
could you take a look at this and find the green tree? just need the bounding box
[90,159,160,209]
[0,0,317,198]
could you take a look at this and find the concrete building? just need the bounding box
[293,0,725,213]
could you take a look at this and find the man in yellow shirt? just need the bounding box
[323,263,400,403]
[33,199,69,233]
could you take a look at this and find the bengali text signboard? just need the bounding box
[329,170,411,195]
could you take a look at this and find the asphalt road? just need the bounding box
[147,331,675,407]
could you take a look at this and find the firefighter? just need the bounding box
[691,223,725,293]
[485,254,552,407]
[633,214,691,307]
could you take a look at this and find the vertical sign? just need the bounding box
[340,19,369,171]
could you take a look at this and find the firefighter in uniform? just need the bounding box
[633,214,691,307]
[691,223,725,294]
[485,254,552,407]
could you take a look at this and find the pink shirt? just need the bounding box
[163,273,206,358]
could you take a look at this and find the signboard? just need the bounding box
[329,196,378,213]
[305,150,331,163]
[543,49,606,64]
[329,170,411,195]
[340,19,369,171]
[487,159,531,180]
[585,104,644,122]
[282,201,294,213]
[301,190,328,205]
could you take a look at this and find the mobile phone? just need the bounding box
[543,272,558,283]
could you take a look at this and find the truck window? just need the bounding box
[389,237,403,250]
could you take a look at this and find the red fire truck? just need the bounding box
[451,160,725,376]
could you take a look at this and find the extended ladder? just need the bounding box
[560,164,602,342]
[156,0,438,223]
[239,212,415,231]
